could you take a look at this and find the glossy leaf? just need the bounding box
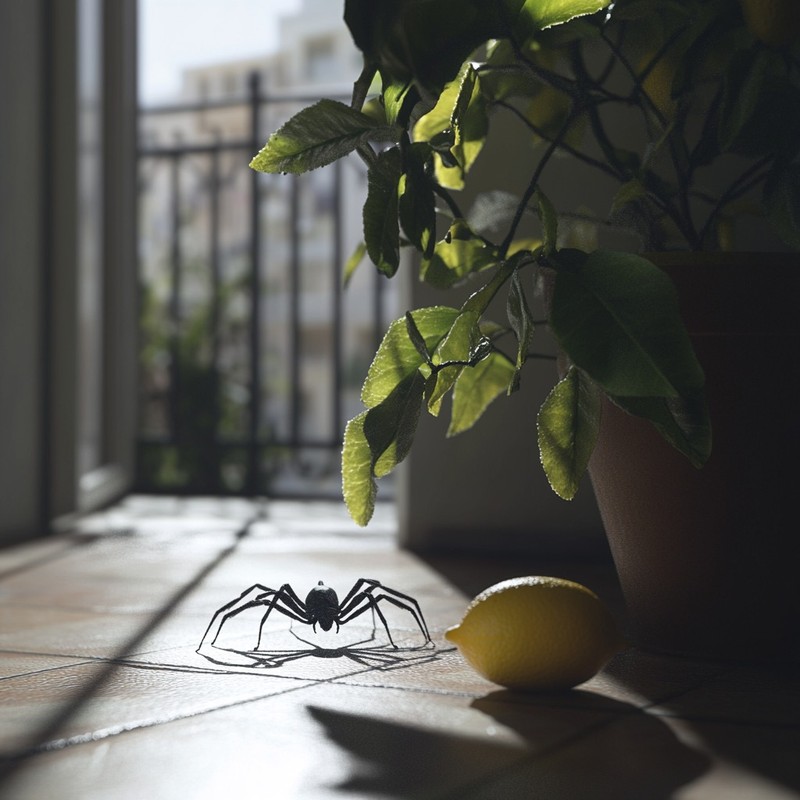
[427,311,481,414]
[382,80,414,125]
[414,65,487,189]
[506,0,611,38]
[364,147,402,277]
[421,220,499,288]
[448,352,515,436]
[362,306,460,408]
[549,249,705,398]
[507,269,535,389]
[462,250,532,316]
[250,99,397,174]
[365,371,426,477]
[537,365,601,499]
[342,412,377,526]
[343,241,367,287]
[399,142,436,257]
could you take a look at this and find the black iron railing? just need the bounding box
[136,73,394,497]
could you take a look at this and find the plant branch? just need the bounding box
[495,100,623,182]
[698,156,773,245]
[500,109,582,257]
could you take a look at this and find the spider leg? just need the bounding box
[200,584,311,650]
[256,584,310,649]
[368,583,431,643]
[337,578,381,609]
[200,584,274,647]
[340,580,431,644]
[337,592,398,647]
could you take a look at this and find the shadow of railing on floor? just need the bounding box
[0,510,262,787]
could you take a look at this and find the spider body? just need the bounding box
[200,578,431,650]
[305,582,340,632]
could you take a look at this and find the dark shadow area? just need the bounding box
[0,512,259,787]
[469,689,709,799]
[424,549,800,796]
[307,688,709,799]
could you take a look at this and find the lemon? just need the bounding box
[740,0,800,47]
[445,576,624,691]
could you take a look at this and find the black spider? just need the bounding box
[200,579,431,650]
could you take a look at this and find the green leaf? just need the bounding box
[250,99,398,174]
[537,366,601,500]
[365,371,426,477]
[427,311,482,414]
[448,352,515,436]
[764,165,800,249]
[449,65,488,179]
[462,250,532,315]
[362,306,460,407]
[364,147,403,277]
[398,142,436,258]
[414,65,488,189]
[507,270,535,389]
[612,392,711,468]
[342,411,377,526]
[421,220,499,288]
[382,80,414,125]
[506,0,611,41]
[343,241,367,287]
[550,249,705,398]
[536,190,558,255]
[404,311,433,366]
[343,370,427,527]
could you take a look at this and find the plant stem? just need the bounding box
[500,111,582,258]
[496,100,622,182]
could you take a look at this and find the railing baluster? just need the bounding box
[246,71,263,495]
[137,83,372,497]
[169,149,182,443]
[209,137,222,470]
[332,159,343,439]
[289,173,301,448]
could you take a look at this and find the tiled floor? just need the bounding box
[0,496,798,799]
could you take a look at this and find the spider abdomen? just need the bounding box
[306,581,339,631]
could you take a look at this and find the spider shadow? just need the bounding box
[196,624,437,672]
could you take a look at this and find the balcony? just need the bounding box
[136,74,399,498]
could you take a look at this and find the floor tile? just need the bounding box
[0,653,91,681]
[588,647,729,708]
[650,664,800,727]
[457,708,711,800]
[664,716,800,799]
[1,497,798,799]
[0,659,309,756]
[0,606,193,659]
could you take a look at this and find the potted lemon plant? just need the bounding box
[251,0,800,659]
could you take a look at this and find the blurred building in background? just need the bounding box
[137,0,398,497]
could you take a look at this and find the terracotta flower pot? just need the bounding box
[587,253,800,660]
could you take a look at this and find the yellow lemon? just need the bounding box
[740,0,800,47]
[445,576,625,691]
